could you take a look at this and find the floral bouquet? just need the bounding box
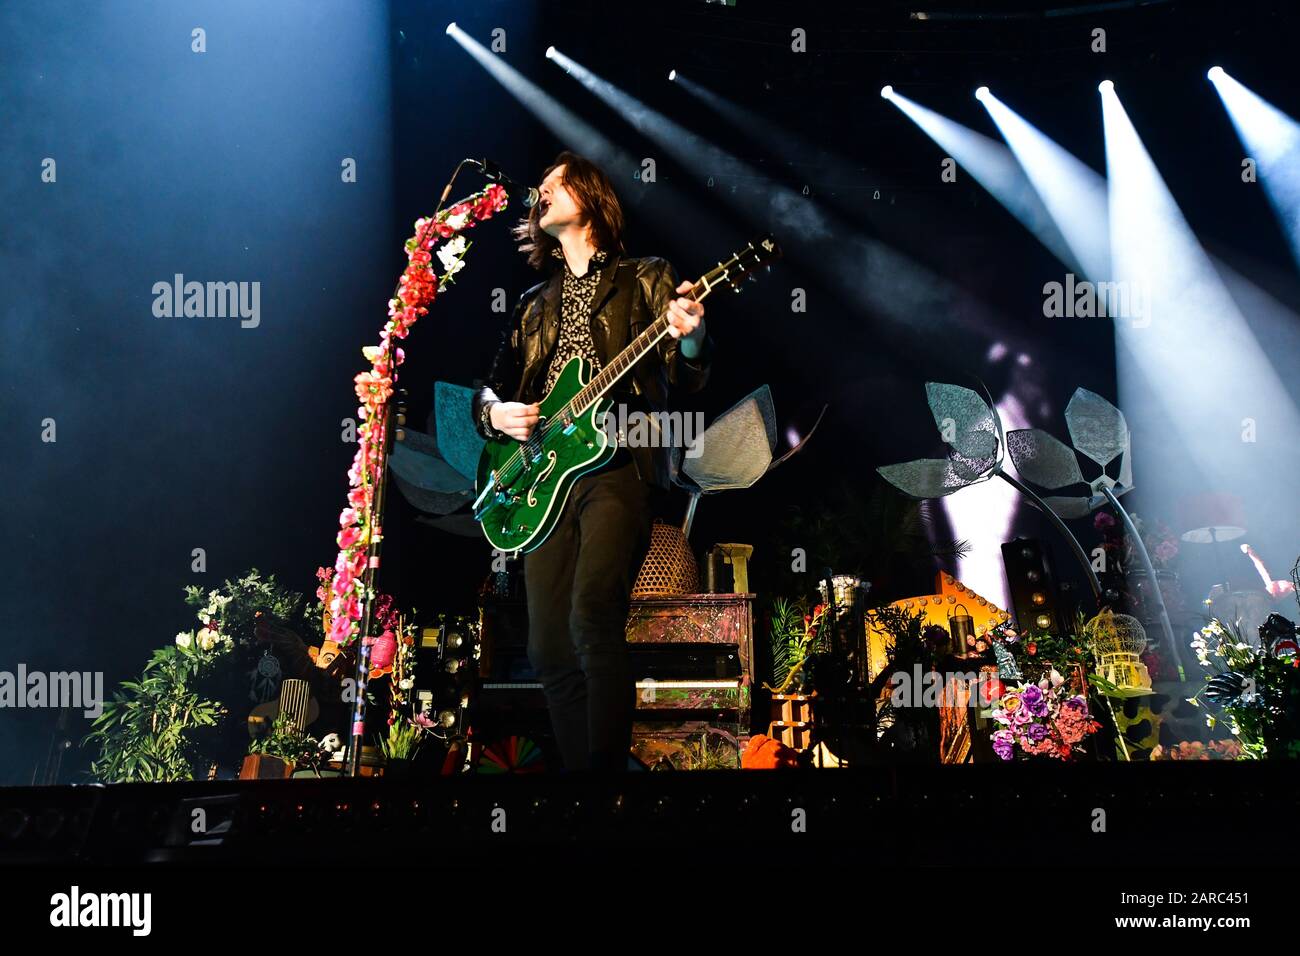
[984,618,1090,681]
[989,670,1102,761]
[1189,615,1300,759]
[380,712,437,762]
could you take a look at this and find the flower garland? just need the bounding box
[326,184,509,648]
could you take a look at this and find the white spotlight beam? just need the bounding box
[447,26,631,178]
[1209,68,1300,270]
[886,88,1079,275]
[1101,83,1300,499]
[980,90,1111,283]
[547,48,1023,346]
[445,26,721,247]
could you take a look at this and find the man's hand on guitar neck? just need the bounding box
[490,401,540,441]
[665,279,706,359]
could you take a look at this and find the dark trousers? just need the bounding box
[524,458,651,772]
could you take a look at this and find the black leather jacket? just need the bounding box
[472,253,713,490]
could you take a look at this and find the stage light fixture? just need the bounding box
[975,86,989,101]
[545,45,556,59]
[1098,79,1114,94]
[880,85,893,99]
[1207,65,1225,82]
[445,22,456,34]
[668,69,677,82]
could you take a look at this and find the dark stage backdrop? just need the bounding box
[4,0,1298,783]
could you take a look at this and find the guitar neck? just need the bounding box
[567,281,715,418]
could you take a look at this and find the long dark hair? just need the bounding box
[513,151,626,270]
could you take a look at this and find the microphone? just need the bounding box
[471,158,541,208]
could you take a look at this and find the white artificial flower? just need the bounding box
[437,238,467,276]
[175,632,194,648]
[399,678,414,690]
[444,212,468,231]
[197,627,218,651]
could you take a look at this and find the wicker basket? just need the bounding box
[632,519,699,597]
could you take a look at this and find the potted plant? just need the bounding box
[379,715,434,779]
[243,714,321,778]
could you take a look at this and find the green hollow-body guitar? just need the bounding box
[473,235,781,555]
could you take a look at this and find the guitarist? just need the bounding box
[471,151,711,772]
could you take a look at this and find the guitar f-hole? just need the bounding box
[526,451,557,507]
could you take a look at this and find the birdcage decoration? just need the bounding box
[632,519,699,597]
[1085,609,1153,696]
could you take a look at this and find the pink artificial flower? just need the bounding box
[329,615,353,643]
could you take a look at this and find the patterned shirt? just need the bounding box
[541,247,608,395]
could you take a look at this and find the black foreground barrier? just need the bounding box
[2,763,1298,867]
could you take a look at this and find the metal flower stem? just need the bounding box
[681,489,702,539]
[995,469,1104,605]
[1099,485,1186,680]
[1097,690,1131,762]
[345,639,373,776]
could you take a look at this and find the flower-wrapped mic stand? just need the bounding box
[323,181,509,775]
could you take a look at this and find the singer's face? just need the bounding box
[537,165,582,235]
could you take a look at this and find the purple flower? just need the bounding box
[1021,684,1049,717]
[1062,695,1087,713]
[992,730,1016,760]
[1024,722,1048,742]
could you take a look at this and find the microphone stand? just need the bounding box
[345,158,480,777]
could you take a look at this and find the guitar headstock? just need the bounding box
[698,234,782,295]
